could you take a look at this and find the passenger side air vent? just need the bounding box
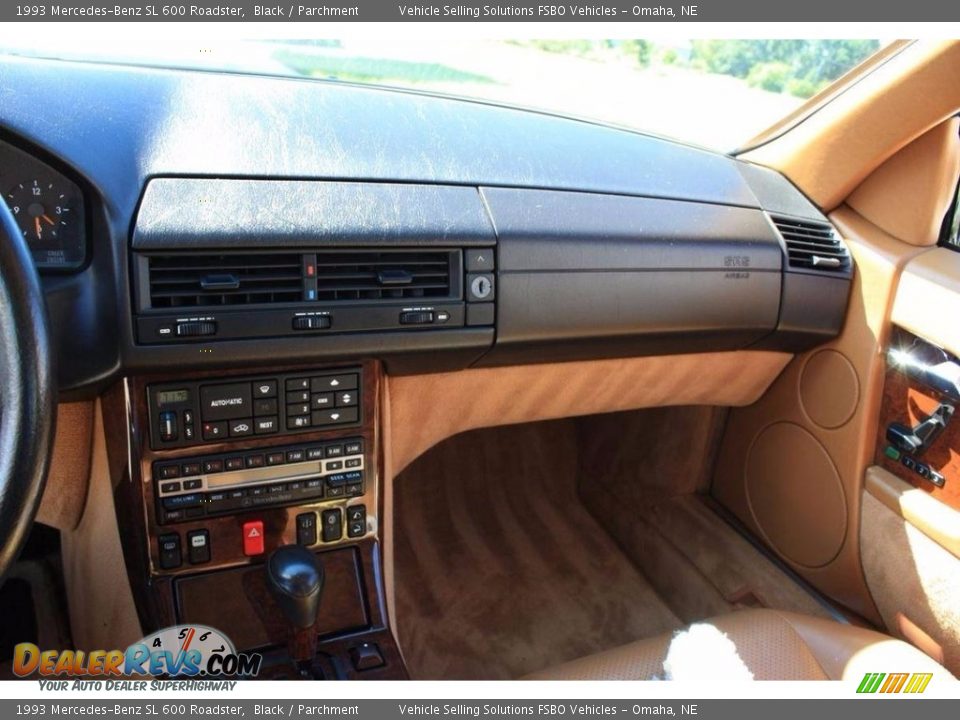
[771,215,851,272]
[314,250,453,302]
[147,253,304,309]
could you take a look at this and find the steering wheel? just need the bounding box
[0,192,56,581]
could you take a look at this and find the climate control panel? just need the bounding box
[147,368,362,450]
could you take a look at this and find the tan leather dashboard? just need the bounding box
[385,351,792,477]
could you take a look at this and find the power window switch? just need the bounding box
[296,512,318,546]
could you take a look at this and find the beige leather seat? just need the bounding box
[526,609,952,681]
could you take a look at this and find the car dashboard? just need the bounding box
[0,53,854,678]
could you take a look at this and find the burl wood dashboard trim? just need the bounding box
[104,360,405,678]
[875,361,960,510]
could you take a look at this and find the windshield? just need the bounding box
[0,38,884,152]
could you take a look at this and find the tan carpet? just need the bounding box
[393,419,682,680]
[393,409,830,680]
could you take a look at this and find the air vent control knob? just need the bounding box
[176,321,217,337]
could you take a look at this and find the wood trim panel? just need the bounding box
[875,358,960,511]
[106,360,406,679]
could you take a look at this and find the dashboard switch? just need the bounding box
[242,520,265,556]
[321,509,343,543]
[176,320,217,337]
[159,411,178,442]
[292,316,331,331]
[158,534,182,570]
[187,530,211,565]
[399,310,434,325]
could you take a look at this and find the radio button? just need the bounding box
[158,465,181,480]
[306,447,325,461]
[225,457,245,471]
[182,462,202,476]
[228,418,253,437]
[286,449,305,463]
[255,417,279,434]
[253,380,278,398]
[245,454,265,469]
[202,459,224,474]
[266,452,286,466]
[321,509,343,543]
[162,493,203,510]
[325,445,344,458]
[345,441,363,455]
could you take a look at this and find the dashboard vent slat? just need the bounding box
[771,215,851,273]
[313,251,453,302]
[148,253,303,308]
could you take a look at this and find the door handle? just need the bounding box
[887,402,954,456]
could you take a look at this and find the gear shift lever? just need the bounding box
[266,545,324,663]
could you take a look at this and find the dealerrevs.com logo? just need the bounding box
[13,625,262,683]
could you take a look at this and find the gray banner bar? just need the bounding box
[4,0,960,21]
[2,699,958,719]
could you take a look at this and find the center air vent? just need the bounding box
[314,250,454,302]
[147,253,304,309]
[771,215,851,272]
[141,249,459,310]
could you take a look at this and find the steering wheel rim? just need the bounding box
[0,191,56,581]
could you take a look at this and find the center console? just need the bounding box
[109,360,406,680]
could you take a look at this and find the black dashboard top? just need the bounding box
[0,55,844,396]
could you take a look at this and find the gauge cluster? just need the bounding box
[1,139,86,271]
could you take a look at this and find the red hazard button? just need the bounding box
[242,520,264,556]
